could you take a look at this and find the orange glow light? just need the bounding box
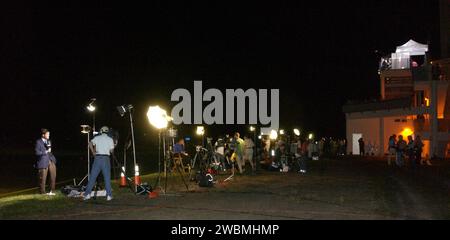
[401,128,414,137]
[424,97,430,106]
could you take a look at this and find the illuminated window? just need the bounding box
[424,97,430,106]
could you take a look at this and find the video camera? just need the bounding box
[196,145,207,152]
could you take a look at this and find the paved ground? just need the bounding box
[1,156,449,219]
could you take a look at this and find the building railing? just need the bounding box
[414,119,430,132]
[414,119,450,132]
[380,63,447,82]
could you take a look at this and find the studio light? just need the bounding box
[270,129,278,140]
[117,104,134,117]
[147,106,170,130]
[80,125,91,134]
[146,105,173,193]
[78,125,92,185]
[293,129,300,136]
[87,104,95,112]
[86,98,96,112]
[86,98,96,133]
[196,126,205,136]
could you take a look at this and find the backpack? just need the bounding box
[197,173,214,187]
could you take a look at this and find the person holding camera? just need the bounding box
[83,126,115,201]
[34,128,57,195]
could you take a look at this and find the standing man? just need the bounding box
[298,139,309,174]
[243,136,255,173]
[396,135,407,167]
[233,132,245,174]
[35,128,57,195]
[387,134,397,166]
[83,126,115,201]
[406,135,416,169]
[358,137,365,156]
[414,135,425,165]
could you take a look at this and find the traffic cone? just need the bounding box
[134,165,141,185]
[148,189,159,199]
[119,166,127,187]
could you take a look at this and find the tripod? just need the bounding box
[188,146,211,181]
[154,131,189,194]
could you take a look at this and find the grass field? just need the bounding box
[1,156,449,219]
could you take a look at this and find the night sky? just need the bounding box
[1,1,441,150]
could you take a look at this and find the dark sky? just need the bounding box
[1,1,441,150]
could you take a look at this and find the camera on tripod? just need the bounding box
[196,145,207,153]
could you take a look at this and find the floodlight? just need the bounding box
[147,106,170,130]
[80,125,91,134]
[196,126,205,136]
[293,129,300,136]
[86,98,96,112]
[270,129,278,140]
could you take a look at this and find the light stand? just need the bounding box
[86,98,96,133]
[147,105,171,193]
[118,104,138,193]
[129,110,137,193]
[154,130,162,191]
[196,126,205,147]
[163,130,167,191]
[147,106,188,194]
[78,125,91,186]
[250,126,256,172]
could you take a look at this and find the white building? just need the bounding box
[343,40,450,158]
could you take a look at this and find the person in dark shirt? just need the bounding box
[358,137,365,156]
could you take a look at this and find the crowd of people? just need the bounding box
[386,134,431,168]
[259,136,347,173]
[34,126,435,200]
[171,132,349,177]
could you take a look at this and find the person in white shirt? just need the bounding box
[83,126,115,201]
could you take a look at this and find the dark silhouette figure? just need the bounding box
[358,137,365,156]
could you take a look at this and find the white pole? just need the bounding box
[87,131,90,181]
[129,111,137,193]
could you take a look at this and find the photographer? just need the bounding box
[34,128,57,195]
